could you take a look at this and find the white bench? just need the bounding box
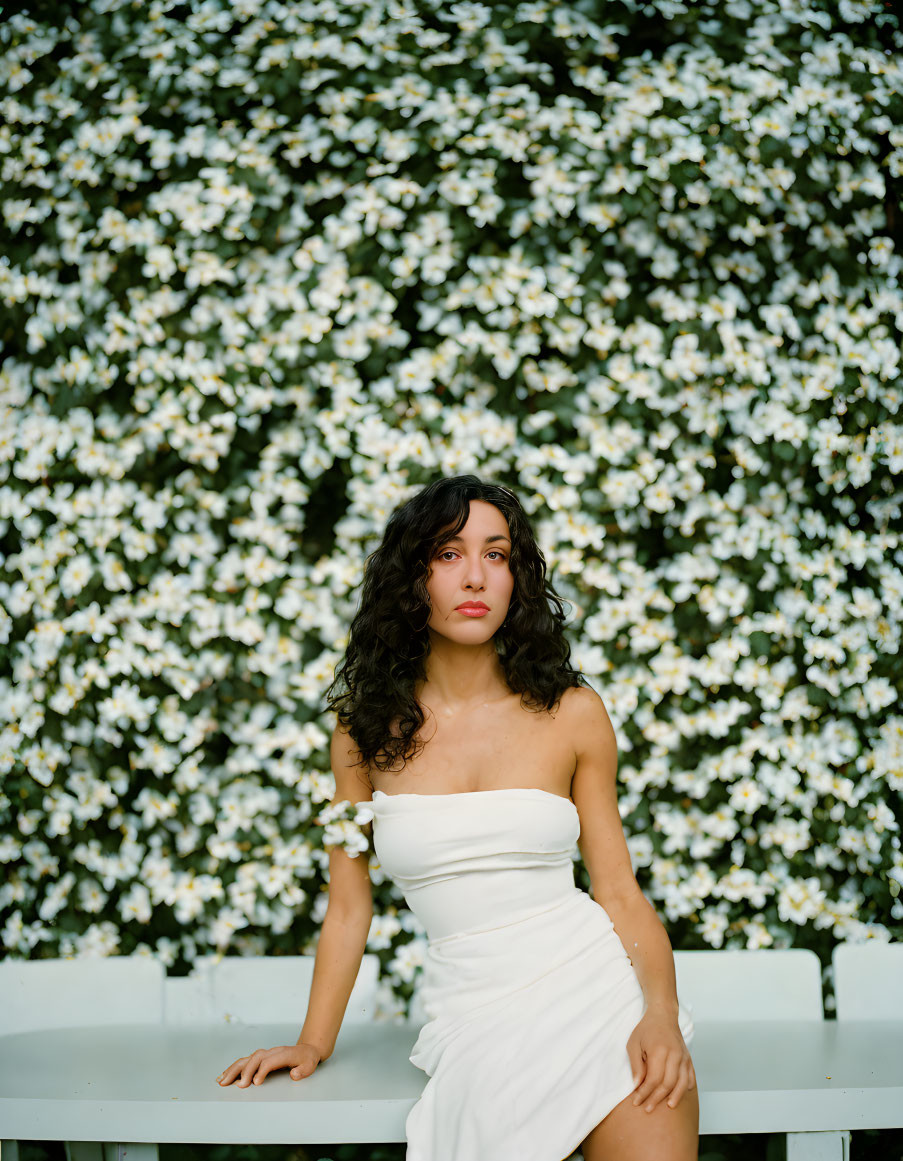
[2,948,902,1161]
[0,957,165,1038]
[832,942,903,1020]
[0,957,165,1161]
[826,940,903,1161]
[0,953,379,1161]
[674,948,848,1161]
[161,953,379,1025]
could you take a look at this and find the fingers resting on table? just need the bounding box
[217,1043,321,1087]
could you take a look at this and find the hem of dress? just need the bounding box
[404,1072,640,1161]
[556,1072,639,1161]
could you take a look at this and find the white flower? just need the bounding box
[75,922,122,957]
[367,911,403,951]
[389,937,427,984]
[729,778,768,815]
[743,919,774,950]
[777,878,828,925]
[698,906,730,949]
[118,882,153,924]
[321,819,369,858]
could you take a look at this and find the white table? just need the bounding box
[1,1020,901,1151]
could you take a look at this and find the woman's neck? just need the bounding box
[418,633,510,712]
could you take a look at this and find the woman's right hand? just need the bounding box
[216,1042,322,1087]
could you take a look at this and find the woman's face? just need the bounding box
[425,500,515,641]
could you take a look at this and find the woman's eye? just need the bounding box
[435,550,507,562]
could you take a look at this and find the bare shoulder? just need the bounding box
[330,719,374,803]
[558,684,617,757]
[558,683,608,715]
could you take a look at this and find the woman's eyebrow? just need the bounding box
[443,534,511,544]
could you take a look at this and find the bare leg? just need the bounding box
[580,1085,699,1161]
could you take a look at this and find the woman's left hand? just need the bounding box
[625,1008,696,1113]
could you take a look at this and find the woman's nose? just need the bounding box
[464,560,486,587]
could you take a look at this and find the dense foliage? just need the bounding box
[1,0,901,1031]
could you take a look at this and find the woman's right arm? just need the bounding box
[217,722,374,1088]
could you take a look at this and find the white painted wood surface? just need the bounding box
[1,1019,902,1143]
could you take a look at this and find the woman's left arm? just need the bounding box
[564,686,697,1114]
[601,881,694,1112]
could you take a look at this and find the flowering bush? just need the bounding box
[1,0,902,1019]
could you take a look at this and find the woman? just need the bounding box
[218,474,698,1161]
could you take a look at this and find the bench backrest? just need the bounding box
[673,949,824,1021]
[0,957,165,1035]
[163,953,380,1024]
[832,942,903,1019]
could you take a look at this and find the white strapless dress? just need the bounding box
[369,787,694,1161]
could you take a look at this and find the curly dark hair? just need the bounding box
[324,474,588,772]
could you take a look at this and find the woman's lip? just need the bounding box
[456,606,489,616]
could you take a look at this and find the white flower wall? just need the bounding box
[1,0,902,1013]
